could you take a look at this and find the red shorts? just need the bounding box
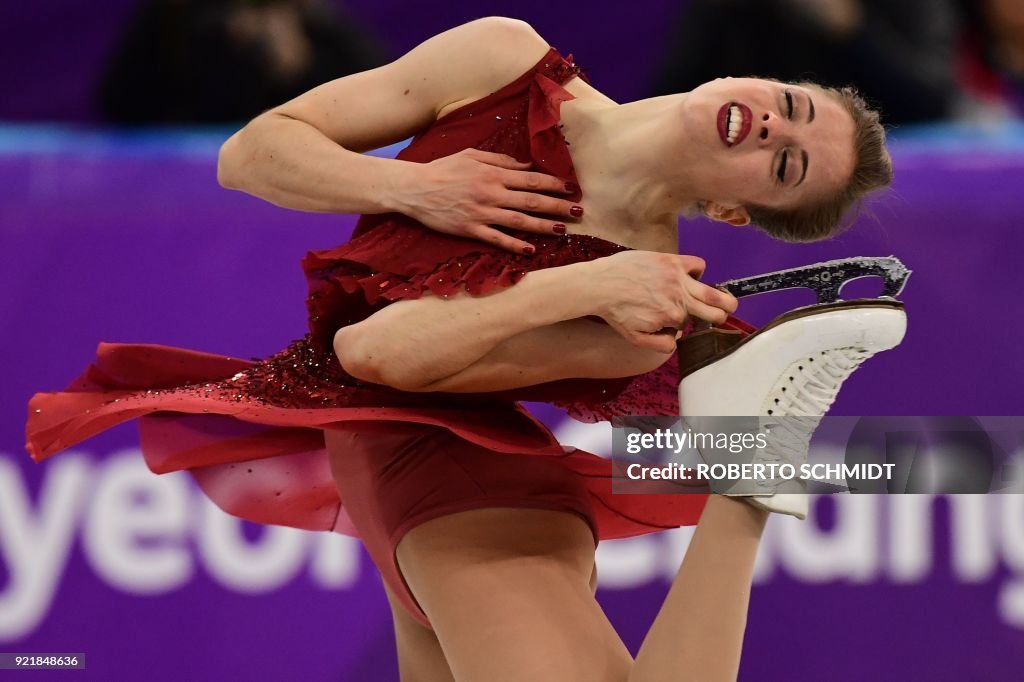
[326,422,598,628]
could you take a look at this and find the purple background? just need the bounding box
[1,0,679,123]
[2,123,1023,681]
[3,1,1024,680]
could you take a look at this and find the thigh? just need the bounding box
[384,585,456,682]
[397,507,632,682]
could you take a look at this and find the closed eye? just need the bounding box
[777,150,788,183]
[785,90,794,119]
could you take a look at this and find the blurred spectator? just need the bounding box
[650,0,960,125]
[98,0,386,123]
[955,0,1024,120]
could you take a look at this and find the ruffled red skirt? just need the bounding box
[26,206,761,542]
[25,329,716,540]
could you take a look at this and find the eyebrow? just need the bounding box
[797,150,809,186]
[807,94,815,123]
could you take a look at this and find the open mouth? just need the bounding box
[717,102,752,147]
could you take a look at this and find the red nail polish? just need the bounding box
[553,223,566,234]
[564,181,579,193]
[522,245,535,255]
[570,205,584,218]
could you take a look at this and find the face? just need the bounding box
[678,77,856,221]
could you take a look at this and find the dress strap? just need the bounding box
[539,49,590,86]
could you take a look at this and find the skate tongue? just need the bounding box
[677,328,745,379]
[715,256,911,306]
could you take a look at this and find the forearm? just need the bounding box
[337,262,604,390]
[411,319,673,393]
[217,113,418,214]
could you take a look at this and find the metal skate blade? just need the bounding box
[715,256,911,305]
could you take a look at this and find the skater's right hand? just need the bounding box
[587,252,738,353]
[393,149,581,255]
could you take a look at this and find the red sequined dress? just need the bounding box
[26,48,745,539]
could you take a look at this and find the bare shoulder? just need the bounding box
[266,17,554,153]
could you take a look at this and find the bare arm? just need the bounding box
[334,261,636,391]
[409,318,676,393]
[336,252,737,392]
[216,17,580,250]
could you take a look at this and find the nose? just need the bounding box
[758,111,788,146]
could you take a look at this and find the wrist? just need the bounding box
[564,259,610,318]
[381,159,424,215]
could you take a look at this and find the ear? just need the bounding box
[701,201,751,227]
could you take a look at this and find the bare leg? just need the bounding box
[631,496,769,682]
[383,585,456,682]
[396,508,632,682]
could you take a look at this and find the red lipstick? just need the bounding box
[717,102,753,147]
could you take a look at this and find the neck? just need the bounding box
[562,92,706,227]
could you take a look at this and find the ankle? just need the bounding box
[704,494,769,534]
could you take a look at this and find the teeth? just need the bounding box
[725,105,742,144]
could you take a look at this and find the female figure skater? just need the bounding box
[27,17,893,681]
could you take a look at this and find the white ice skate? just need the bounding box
[677,257,910,520]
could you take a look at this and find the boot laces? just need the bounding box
[756,347,874,483]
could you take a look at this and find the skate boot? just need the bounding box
[678,257,910,519]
